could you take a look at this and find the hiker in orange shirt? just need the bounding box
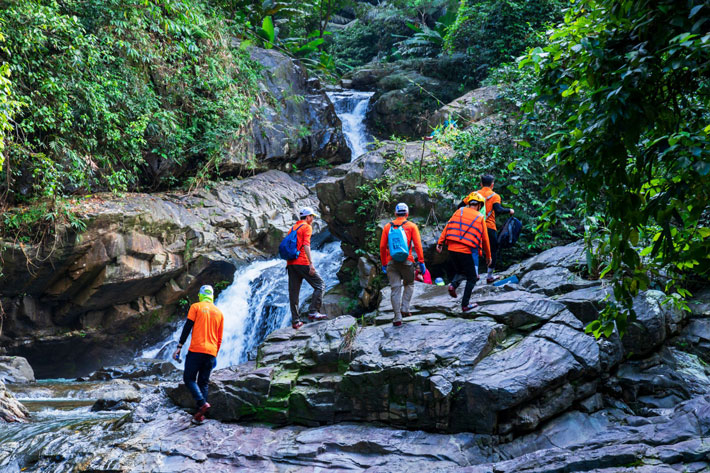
[476,174,514,283]
[437,193,491,312]
[172,285,224,423]
[379,203,425,326]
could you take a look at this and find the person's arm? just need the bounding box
[172,306,196,361]
[304,244,316,275]
[217,313,224,354]
[411,224,424,263]
[380,223,389,267]
[492,202,513,215]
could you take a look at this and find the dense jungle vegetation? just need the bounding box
[1,0,709,329]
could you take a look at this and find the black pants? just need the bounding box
[450,250,478,308]
[487,228,499,270]
[184,351,216,408]
[287,264,324,324]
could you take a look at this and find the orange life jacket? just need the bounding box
[444,207,485,249]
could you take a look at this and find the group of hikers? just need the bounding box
[173,173,514,423]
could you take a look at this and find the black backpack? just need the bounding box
[497,217,522,249]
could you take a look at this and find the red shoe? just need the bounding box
[486,275,499,284]
[292,321,304,329]
[393,320,402,327]
[308,312,327,321]
[193,402,210,422]
[448,285,457,298]
[402,312,412,318]
[462,303,479,313]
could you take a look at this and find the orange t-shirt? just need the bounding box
[477,187,501,230]
[187,301,224,357]
[379,217,425,266]
[286,221,312,266]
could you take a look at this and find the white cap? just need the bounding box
[395,202,409,215]
[299,207,318,218]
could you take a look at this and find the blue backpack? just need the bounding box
[497,217,522,249]
[388,221,411,262]
[279,224,304,260]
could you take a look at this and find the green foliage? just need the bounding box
[0,24,23,170]
[444,0,564,84]
[328,17,413,71]
[395,10,457,58]
[1,198,86,243]
[0,0,259,204]
[521,0,710,334]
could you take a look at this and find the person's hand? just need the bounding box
[382,265,387,274]
[418,262,426,274]
[309,264,316,276]
[487,258,492,266]
[510,209,515,215]
[172,349,181,362]
[436,244,443,253]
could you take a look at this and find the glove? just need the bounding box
[418,262,426,274]
[382,265,387,274]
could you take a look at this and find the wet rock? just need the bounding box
[676,318,710,363]
[0,379,28,422]
[87,358,179,381]
[0,356,35,384]
[623,290,689,358]
[502,240,587,278]
[222,46,350,173]
[556,285,613,323]
[429,86,503,130]
[519,266,599,296]
[86,379,142,404]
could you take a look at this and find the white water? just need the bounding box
[327,90,374,160]
[143,241,344,368]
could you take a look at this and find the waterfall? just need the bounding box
[327,90,374,160]
[142,242,344,368]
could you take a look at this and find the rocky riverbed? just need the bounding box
[2,243,709,472]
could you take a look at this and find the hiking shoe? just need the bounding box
[191,414,205,424]
[402,312,412,318]
[462,303,479,313]
[193,402,210,422]
[448,285,457,298]
[486,275,499,284]
[308,312,328,321]
[292,321,304,329]
[393,320,402,327]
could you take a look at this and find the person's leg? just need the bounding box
[387,262,403,323]
[183,351,205,407]
[487,228,498,280]
[288,265,305,325]
[197,353,217,404]
[458,253,478,308]
[400,262,415,314]
[304,269,325,315]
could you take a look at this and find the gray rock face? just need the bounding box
[429,86,503,130]
[623,290,688,358]
[519,266,600,296]
[555,285,613,323]
[0,170,320,378]
[0,357,35,384]
[503,240,587,277]
[222,47,349,173]
[0,379,28,423]
[87,358,179,381]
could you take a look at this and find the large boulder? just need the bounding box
[623,290,689,358]
[221,46,350,173]
[0,356,35,384]
[428,85,504,131]
[0,170,321,378]
[0,380,28,422]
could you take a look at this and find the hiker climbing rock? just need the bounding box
[437,192,491,312]
[172,285,224,424]
[476,174,514,283]
[282,207,327,330]
[379,203,425,326]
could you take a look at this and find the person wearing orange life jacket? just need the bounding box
[437,193,492,312]
[379,203,425,326]
[476,174,514,284]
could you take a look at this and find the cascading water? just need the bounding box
[327,90,374,160]
[143,241,343,367]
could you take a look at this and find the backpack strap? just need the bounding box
[485,192,497,219]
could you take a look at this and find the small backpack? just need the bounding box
[388,221,411,262]
[279,224,304,260]
[497,217,522,249]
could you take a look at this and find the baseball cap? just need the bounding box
[395,203,409,215]
[299,207,318,218]
[199,285,214,302]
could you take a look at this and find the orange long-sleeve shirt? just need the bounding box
[438,208,492,260]
[187,301,224,357]
[379,217,425,266]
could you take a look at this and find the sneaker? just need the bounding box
[402,312,412,318]
[191,414,205,424]
[462,303,479,313]
[308,312,328,321]
[448,285,457,298]
[486,275,499,284]
[292,321,304,329]
[393,320,402,327]
[193,402,210,422]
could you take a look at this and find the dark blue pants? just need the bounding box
[184,351,216,408]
